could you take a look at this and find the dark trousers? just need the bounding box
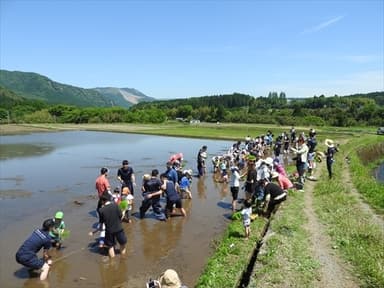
[140,197,162,218]
[327,160,333,179]
[265,195,287,218]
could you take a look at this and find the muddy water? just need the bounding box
[0,131,234,288]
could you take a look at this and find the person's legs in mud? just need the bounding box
[140,198,152,218]
[151,198,165,220]
[174,199,186,217]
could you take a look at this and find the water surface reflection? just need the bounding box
[0,131,234,287]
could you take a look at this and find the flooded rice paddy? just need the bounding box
[0,131,236,288]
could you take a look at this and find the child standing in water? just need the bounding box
[241,201,252,240]
[121,186,134,223]
[50,211,65,249]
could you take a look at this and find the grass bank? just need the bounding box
[0,122,372,140]
[313,136,384,287]
[249,190,319,287]
[195,214,265,288]
[347,136,384,214]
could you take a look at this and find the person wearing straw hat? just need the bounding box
[271,171,294,191]
[325,139,338,179]
[158,269,188,288]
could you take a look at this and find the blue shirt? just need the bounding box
[179,176,190,189]
[166,168,178,184]
[164,180,180,202]
[17,229,52,255]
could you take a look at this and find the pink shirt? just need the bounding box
[278,174,293,190]
[274,164,287,177]
[95,175,110,197]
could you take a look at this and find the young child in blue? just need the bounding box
[179,169,193,199]
[50,211,66,249]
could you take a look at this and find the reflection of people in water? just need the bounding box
[197,177,206,199]
[99,255,129,288]
[139,214,184,262]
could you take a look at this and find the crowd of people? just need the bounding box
[210,128,338,239]
[15,128,338,284]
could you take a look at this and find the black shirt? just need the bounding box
[144,178,162,199]
[264,182,285,199]
[117,166,134,184]
[99,202,123,233]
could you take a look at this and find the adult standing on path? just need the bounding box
[95,167,111,217]
[98,194,127,258]
[15,219,55,280]
[197,145,208,177]
[290,136,309,186]
[117,160,136,195]
[325,139,338,179]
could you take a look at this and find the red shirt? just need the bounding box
[95,175,110,198]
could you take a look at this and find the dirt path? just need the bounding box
[341,161,384,230]
[303,165,359,288]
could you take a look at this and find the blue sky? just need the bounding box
[1,0,383,99]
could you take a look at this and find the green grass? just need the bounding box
[313,143,384,287]
[347,136,384,213]
[249,191,319,287]
[195,216,265,288]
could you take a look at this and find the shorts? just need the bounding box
[230,186,239,200]
[166,198,182,210]
[104,230,127,247]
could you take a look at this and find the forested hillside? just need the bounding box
[0,70,153,108]
[1,87,383,126]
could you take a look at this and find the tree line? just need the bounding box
[1,86,383,127]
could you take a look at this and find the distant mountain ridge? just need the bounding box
[0,70,154,107]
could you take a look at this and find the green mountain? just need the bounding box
[0,70,153,107]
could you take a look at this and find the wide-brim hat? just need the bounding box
[158,269,182,288]
[183,169,192,176]
[263,157,274,166]
[271,171,279,179]
[325,139,334,148]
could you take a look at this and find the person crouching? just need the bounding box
[161,173,186,218]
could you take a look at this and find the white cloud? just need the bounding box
[302,15,345,34]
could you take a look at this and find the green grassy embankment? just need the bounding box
[312,135,384,287]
